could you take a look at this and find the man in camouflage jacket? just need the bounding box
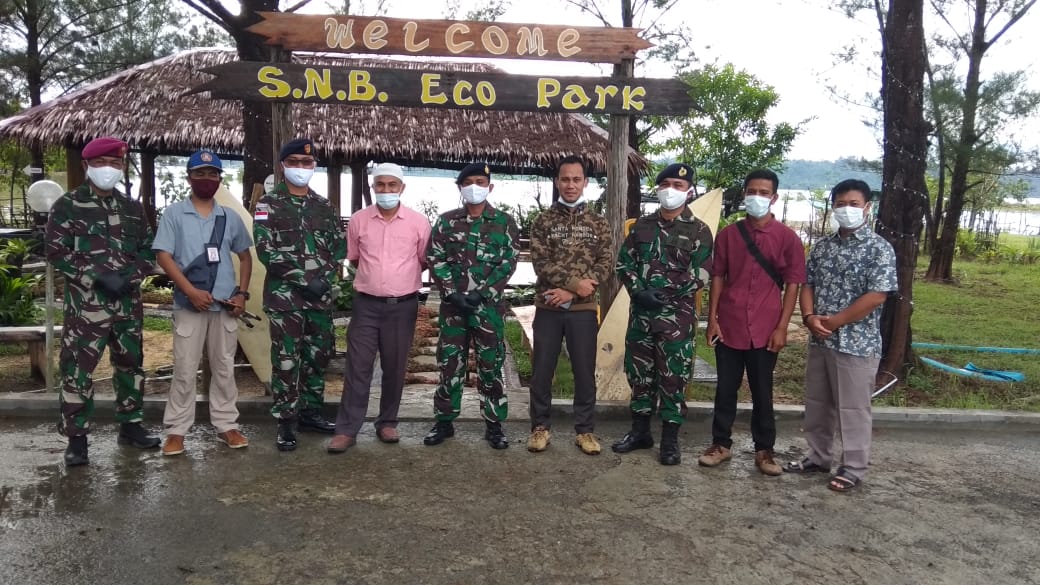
[254,138,347,451]
[45,137,161,466]
[612,163,713,465]
[423,163,519,450]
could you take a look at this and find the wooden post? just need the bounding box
[140,150,158,231]
[350,160,370,212]
[270,48,293,185]
[598,57,634,318]
[65,145,84,190]
[328,155,342,215]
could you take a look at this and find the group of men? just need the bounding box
[49,135,896,493]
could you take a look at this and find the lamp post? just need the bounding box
[25,180,64,392]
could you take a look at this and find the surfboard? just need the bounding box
[215,185,272,386]
[595,188,724,400]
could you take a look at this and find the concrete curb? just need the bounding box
[3,392,1040,427]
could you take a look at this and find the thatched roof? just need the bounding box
[0,48,648,176]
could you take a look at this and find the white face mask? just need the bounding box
[86,166,122,191]
[460,184,489,205]
[375,193,400,209]
[744,195,772,218]
[558,195,585,208]
[283,167,314,187]
[833,205,866,229]
[657,187,688,210]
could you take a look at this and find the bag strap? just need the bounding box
[208,209,227,249]
[736,220,784,290]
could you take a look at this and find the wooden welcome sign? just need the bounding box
[192,62,694,115]
[247,12,652,64]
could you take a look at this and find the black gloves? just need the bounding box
[301,277,331,302]
[94,271,130,298]
[633,288,668,309]
[464,290,484,308]
[445,291,482,313]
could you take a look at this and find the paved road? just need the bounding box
[1,417,1038,585]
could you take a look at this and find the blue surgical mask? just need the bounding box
[283,168,313,187]
[375,193,400,209]
[744,195,772,218]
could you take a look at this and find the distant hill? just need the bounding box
[777,158,882,191]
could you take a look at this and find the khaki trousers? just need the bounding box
[163,309,241,435]
[803,345,879,480]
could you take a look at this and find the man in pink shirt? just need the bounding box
[328,163,431,452]
[699,169,806,475]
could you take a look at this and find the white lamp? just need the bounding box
[25,179,63,213]
[25,179,63,392]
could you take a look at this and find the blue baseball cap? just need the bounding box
[187,149,223,172]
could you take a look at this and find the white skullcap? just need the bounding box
[370,162,404,182]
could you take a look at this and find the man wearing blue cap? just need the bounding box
[153,149,254,456]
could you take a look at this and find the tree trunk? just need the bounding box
[877,0,929,383]
[625,115,642,219]
[599,58,633,318]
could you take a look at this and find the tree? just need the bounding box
[657,64,803,193]
[924,0,1039,281]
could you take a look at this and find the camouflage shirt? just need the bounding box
[529,201,614,312]
[806,227,897,358]
[254,183,347,312]
[427,203,519,304]
[617,207,713,315]
[45,183,155,321]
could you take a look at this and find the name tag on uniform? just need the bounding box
[206,245,220,264]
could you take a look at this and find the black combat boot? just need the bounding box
[64,435,89,467]
[611,414,654,453]
[484,421,509,450]
[297,409,336,434]
[117,422,161,449]
[659,422,681,466]
[276,420,298,451]
[423,421,455,446]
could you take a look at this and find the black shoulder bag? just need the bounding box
[173,212,227,310]
[736,220,784,290]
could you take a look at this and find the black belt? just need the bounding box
[358,291,418,304]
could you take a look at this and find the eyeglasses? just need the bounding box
[283,157,316,168]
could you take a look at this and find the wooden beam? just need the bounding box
[65,145,84,190]
[247,12,652,64]
[328,155,342,215]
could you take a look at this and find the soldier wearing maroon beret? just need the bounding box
[45,136,160,466]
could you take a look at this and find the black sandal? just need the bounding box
[783,458,830,474]
[827,467,861,492]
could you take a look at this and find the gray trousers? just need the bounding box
[528,308,598,434]
[335,294,418,437]
[804,344,879,480]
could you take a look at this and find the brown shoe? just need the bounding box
[376,427,400,443]
[575,433,601,455]
[327,434,355,453]
[162,434,185,456]
[217,429,249,449]
[697,443,732,467]
[527,426,551,452]
[755,449,783,476]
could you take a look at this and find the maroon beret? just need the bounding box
[82,137,129,160]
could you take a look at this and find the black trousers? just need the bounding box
[528,308,599,434]
[710,342,778,451]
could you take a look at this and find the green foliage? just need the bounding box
[0,264,40,325]
[332,266,356,313]
[0,237,37,275]
[497,203,541,237]
[143,316,172,333]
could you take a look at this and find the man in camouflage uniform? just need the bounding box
[423,163,519,450]
[45,136,161,466]
[612,163,714,465]
[254,138,346,451]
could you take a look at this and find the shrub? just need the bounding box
[0,265,42,325]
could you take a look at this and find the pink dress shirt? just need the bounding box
[347,204,431,297]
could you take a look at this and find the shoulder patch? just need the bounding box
[255,203,270,221]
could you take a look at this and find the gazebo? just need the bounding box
[0,48,648,224]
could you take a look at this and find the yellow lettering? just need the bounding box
[481,25,508,55]
[445,23,474,54]
[303,68,334,100]
[402,21,430,52]
[258,66,290,98]
[593,85,619,109]
[348,70,376,101]
[475,81,496,106]
[536,78,561,108]
[452,80,474,106]
[420,73,448,104]
[516,26,548,57]
[557,28,581,58]
[324,18,355,50]
[363,19,388,49]
[621,85,646,111]
[562,84,592,110]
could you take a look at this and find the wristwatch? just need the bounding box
[232,288,250,301]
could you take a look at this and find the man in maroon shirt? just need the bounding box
[699,169,806,475]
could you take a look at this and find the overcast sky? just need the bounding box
[296,0,1040,161]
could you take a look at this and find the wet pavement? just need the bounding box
[2,416,1039,585]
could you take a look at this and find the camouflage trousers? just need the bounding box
[624,311,696,425]
[433,303,508,423]
[59,316,146,436]
[269,309,334,420]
